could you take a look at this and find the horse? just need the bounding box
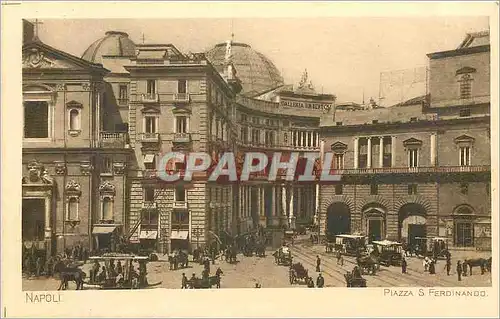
[255,242,266,257]
[53,260,86,290]
[356,253,379,275]
[464,258,489,275]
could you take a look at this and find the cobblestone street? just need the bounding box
[23,241,491,291]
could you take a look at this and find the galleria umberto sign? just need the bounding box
[280,99,332,111]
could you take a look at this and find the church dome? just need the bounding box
[205,42,284,96]
[82,31,136,63]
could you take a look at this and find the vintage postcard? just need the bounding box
[1,1,499,318]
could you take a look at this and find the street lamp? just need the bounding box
[316,210,321,244]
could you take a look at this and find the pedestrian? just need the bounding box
[401,257,407,274]
[316,273,325,288]
[429,259,436,275]
[462,261,468,277]
[316,255,321,272]
[307,277,315,288]
[423,256,429,272]
[456,261,462,281]
[445,258,451,276]
[181,273,188,289]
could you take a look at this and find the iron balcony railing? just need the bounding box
[141,93,159,103]
[99,132,129,148]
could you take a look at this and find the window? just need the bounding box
[102,157,113,174]
[455,221,474,247]
[383,138,392,167]
[171,211,189,229]
[144,154,156,170]
[459,74,472,99]
[459,146,471,166]
[142,209,158,228]
[241,114,247,123]
[252,129,260,144]
[175,186,186,202]
[334,154,344,169]
[102,197,113,221]
[265,131,275,146]
[252,117,260,125]
[359,141,368,168]
[146,80,156,94]
[176,116,187,133]
[408,184,418,195]
[177,79,187,94]
[240,127,248,143]
[68,197,78,220]
[460,183,468,195]
[370,184,378,195]
[336,122,343,126]
[144,187,155,202]
[335,184,343,195]
[408,149,419,168]
[118,85,128,104]
[144,116,157,133]
[459,108,471,117]
[24,101,49,138]
[69,109,80,131]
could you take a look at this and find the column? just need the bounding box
[289,187,295,227]
[260,187,266,226]
[297,187,302,220]
[379,137,384,168]
[391,136,396,167]
[367,137,372,168]
[354,137,359,169]
[281,186,286,222]
[271,186,277,223]
[430,133,436,166]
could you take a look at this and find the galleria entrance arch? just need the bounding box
[326,202,351,237]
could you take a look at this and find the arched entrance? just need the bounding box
[362,204,386,243]
[453,205,475,247]
[398,203,427,247]
[326,203,351,237]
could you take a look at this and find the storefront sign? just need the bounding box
[280,99,332,111]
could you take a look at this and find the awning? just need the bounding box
[144,154,156,164]
[92,226,117,234]
[139,230,158,240]
[171,230,189,240]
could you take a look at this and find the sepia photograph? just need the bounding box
[2,1,499,318]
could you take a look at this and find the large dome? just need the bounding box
[206,42,284,96]
[82,31,136,63]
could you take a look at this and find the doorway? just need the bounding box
[408,224,426,248]
[368,219,383,242]
[22,198,45,243]
[326,203,351,238]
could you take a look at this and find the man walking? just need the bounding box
[316,273,325,288]
[456,261,462,281]
[445,257,451,276]
[316,255,321,272]
[181,273,188,289]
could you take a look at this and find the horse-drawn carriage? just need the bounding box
[289,262,309,284]
[334,234,367,256]
[273,246,293,266]
[371,240,403,266]
[83,254,159,290]
[187,268,224,289]
[344,267,367,288]
[414,237,450,260]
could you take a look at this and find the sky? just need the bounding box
[37,17,489,106]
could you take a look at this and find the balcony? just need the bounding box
[99,132,129,148]
[140,132,160,143]
[142,202,157,209]
[173,132,191,143]
[117,99,129,106]
[141,93,159,103]
[173,93,190,103]
[173,201,188,209]
[331,165,490,175]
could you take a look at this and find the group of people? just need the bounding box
[89,259,147,288]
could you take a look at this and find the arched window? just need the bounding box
[69,109,80,131]
[102,197,113,221]
[68,197,78,220]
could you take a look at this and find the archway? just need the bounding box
[362,204,386,243]
[398,203,427,247]
[326,203,351,238]
[453,205,475,247]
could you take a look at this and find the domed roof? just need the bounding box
[205,42,284,96]
[82,31,136,63]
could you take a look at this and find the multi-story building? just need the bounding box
[22,22,132,259]
[318,31,491,250]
